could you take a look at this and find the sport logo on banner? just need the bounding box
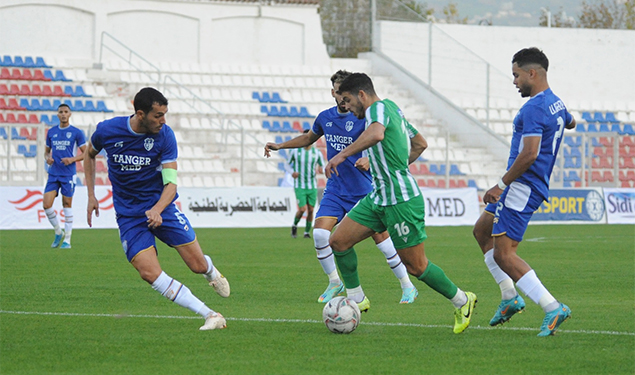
[532,189,606,222]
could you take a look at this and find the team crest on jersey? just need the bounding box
[66,132,72,138]
[144,138,154,151]
[345,121,354,132]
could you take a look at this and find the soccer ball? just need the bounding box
[322,296,361,334]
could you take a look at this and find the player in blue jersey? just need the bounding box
[265,70,425,306]
[43,103,86,249]
[84,87,229,331]
[475,48,576,337]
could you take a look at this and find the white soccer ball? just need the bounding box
[322,296,361,334]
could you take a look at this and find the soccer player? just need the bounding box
[84,87,229,331]
[43,103,86,249]
[325,73,477,334]
[475,47,576,337]
[287,129,325,239]
[265,70,422,305]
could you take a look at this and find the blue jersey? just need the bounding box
[312,106,372,198]
[508,88,573,201]
[90,116,178,217]
[46,124,86,177]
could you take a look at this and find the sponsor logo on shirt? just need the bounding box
[114,141,124,148]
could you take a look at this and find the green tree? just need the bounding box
[442,2,468,24]
[577,0,634,29]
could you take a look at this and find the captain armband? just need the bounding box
[161,168,178,185]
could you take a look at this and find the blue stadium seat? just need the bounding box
[35,57,52,68]
[271,92,286,103]
[278,149,287,159]
[271,121,282,132]
[261,92,272,102]
[563,135,581,147]
[581,111,593,122]
[64,85,75,96]
[586,123,599,132]
[11,127,26,140]
[19,98,32,110]
[282,121,293,132]
[277,162,286,171]
[17,144,28,155]
[268,106,280,117]
[43,69,54,80]
[599,124,610,132]
[27,144,37,157]
[96,100,112,112]
[252,91,261,101]
[576,123,586,132]
[302,121,311,130]
[1,55,13,66]
[605,112,617,122]
[299,106,312,117]
[54,70,71,81]
[449,164,464,175]
[262,120,272,131]
[83,100,97,112]
[0,127,6,139]
[279,106,290,117]
[289,106,300,117]
[13,56,25,67]
[610,123,621,133]
[73,100,85,112]
[23,56,36,68]
[593,112,605,122]
[274,135,284,144]
[260,105,268,115]
[622,124,635,135]
[468,179,478,189]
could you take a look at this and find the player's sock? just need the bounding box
[375,237,414,289]
[484,249,517,300]
[450,288,468,309]
[293,216,301,226]
[516,269,559,313]
[63,208,73,242]
[45,207,62,235]
[152,271,214,317]
[203,255,218,280]
[345,286,365,303]
[333,248,360,289]
[305,220,312,234]
[417,261,459,301]
[314,228,340,282]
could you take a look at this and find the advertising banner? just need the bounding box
[603,188,635,224]
[531,188,606,223]
[421,188,480,226]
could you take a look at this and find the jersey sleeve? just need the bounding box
[161,126,178,164]
[90,123,104,152]
[521,104,545,137]
[75,128,87,148]
[45,130,52,148]
[366,101,387,127]
[405,121,418,139]
[317,149,325,167]
[287,149,296,168]
[312,113,324,137]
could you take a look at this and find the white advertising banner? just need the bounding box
[0,186,479,229]
[603,188,635,224]
[0,186,297,230]
[421,188,480,226]
[0,185,118,229]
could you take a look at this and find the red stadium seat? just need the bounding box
[602,171,614,182]
[53,85,68,96]
[17,115,29,124]
[0,98,7,110]
[19,84,31,96]
[0,68,11,79]
[28,115,39,125]
[427,179,437,188]
[7,98,24,110]
[31,85,43,96]
[0,113,5,123]
[22,69,34,80]
[0,83,8,95]
[10,68,22,80]
[33,69,49,81]
[620,156,635,169]
[419,163,430,175]
[9,84,20,95]
[620,136,635,147]
[621,180,632,188]
[95,177,105,185]
[437,179,447,188]
[591,171,603,182]
[5,113,17,123]
[417,178,427,187]
[41,85,53,96]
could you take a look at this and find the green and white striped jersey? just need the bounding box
[287,147,325,189]
[365,99,421,206]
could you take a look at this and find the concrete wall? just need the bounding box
[0,0,329,66]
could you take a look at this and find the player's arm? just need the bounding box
[483,136,540,204]
[565,116,576,130]
[84,141,100,227]
[145,162,178,229]
[61,144,86,166]
[264,130,320,157]
[325,122,384,178]
[409,133,427,164]
[44,146,53,166]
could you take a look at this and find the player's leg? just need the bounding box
[304,204,314,238]
[59,179,75,248]
[121,214,225,330]
[474,206,522,325]
[42,181,63,247]
[313,216,343,303]
[493,189,570,336]
[330,196,379,311]
[292,189,308,238]
[385,195,476,334]
[370,231,417,304]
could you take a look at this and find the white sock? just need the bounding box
[63,208,73,242]
[450,288,468,309]
[45,207,62,234]
[314,228,340,283]
[152,271,214,317]
[376,237,414,289]
[484,249,517,300]
[203,255,218,281]
[516,270,559,313]
[346,286,364,303]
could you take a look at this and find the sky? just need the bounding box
[418,0,585,26]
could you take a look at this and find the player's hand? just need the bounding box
[354,157,370,171]
[87,196,100,227]
[46,157,54,166]
[292,172,299,179]
[61,157,73,166]
[264,142,279,158]
[483,186,503,204]
[325,154,345,178]
[145,208,163,229]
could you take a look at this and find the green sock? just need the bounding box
[418,261,458,299]
[305,220,312,233]
[293,217,300,226]
[333,248,359,289]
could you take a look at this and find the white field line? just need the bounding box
[1,310,633,336]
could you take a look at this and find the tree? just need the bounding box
[577,0,634,29]
[539,7,576,27]
[442,2,468,24]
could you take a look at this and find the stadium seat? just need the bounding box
[95,100,112,112]
[302,121,311,130]
[282,121,293,132]
[262,120,272,131]
[19,84,31,96]
[31,85,43,96]
[271,121,282,132]
[11,127,25,139]
[449,164,464,175]
[599,124,610,132]
[587,123,599,132]
[21,69,34,80]
[64,85,74,96]
[468,179,478,188]
[33,69,48,81]
[593,112,605,122]
[279,106,290,117]
[40,114,59,126]
[0,67,11,79]
[54,70,71,81]
[83,100,97,112]
[620,156,635,169]
[28,114,39,125]
[271,92,286,103]
[252,91,261,101]
[13,56,25,67]
[35,57,52,68]
[261,92,272,102]
[17,114,29,124]
[0,126,7,138]
[581,112,593,122]
[564,135,581,147]
[0,114,5,124]
[23,56,36,68]
[606,112,618,122]
[260,105,268,115]
[74,86,90,97]
[53,85,67,96]
[268,106,280,117]
[9,84,20,95]
[292,121,302,132]
[1,55,13,66]
[0,83,8,94]
[622,124,635,135]
[289,106,300,117]
[299,106,312,117]
[8,98,24,110]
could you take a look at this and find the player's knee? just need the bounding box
[329,234,348,252]
[188,258,208,274]
[313,228,330,249]
[139,268,162,284]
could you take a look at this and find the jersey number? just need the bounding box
[393,222,410,236]
[552,116,565,155]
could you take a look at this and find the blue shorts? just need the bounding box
[492,181,544,242]
[44,175,75,197]
[316,192,364,223]
[117,202,196,262]
[484,202,496,215]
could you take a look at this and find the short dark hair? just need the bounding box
[133,87,168,114]
[337,73,376,96]
[57,103,71,111]
[330,70,352,85]
[512,47,549,72]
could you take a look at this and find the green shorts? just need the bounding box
[294,188,317,207]
[347,194,427,249]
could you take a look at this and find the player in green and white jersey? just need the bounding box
[324,73,477,334]
[287,129,326,238]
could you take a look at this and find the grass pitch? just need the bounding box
[1,224,633,374]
